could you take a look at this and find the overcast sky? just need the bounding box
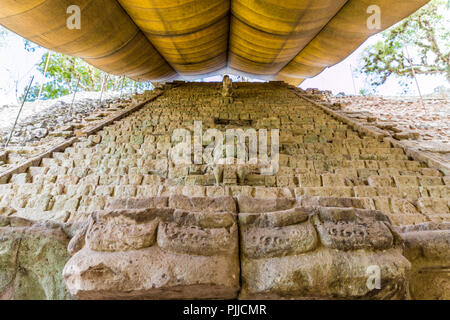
[0,27,447,105]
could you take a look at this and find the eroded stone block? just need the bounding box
[398,222,450,300]
[63,198,239,299]
[0,217,73,300]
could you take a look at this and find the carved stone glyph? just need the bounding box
[63,195,239,299]
[238,196,411,299]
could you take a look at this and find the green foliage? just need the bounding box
[23,39,40,52]
[360,0,449,87]
[40,53,102,92]
[359,89,372,96]
[23,82,70,102]
[23,51,153,101]
[4,26,153,103]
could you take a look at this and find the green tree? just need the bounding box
[359,0,449,87]
[24,81,70,101]
[23,52,153,101]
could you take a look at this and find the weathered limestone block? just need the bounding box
[105,196,168,210]
[185,174,215,186]
[398,223,450,300]
[0,207,17,216]
[63,197,239,299]
[13,208,71,223]
[168,194,236,213]
[238,196,410,299]
[237,195,296,213]
[182,185,206,197]
[297,195,374,210]
[10,173,31,184]
[0,151,7,164]
[0,217,73,300]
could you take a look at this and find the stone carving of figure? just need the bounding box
[222,75,233,104]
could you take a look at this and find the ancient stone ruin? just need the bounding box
[0,80,448,300]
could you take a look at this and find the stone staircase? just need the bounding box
[0,81,448,299]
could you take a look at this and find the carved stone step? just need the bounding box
[238,199,409,299]
[63,206,239,299]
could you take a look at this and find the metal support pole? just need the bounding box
[37,52,50,101]
[99,74,108,105]
[70,77,80,116]
[404,44,426,109]
[6,76,34,148]
[349,64,357,95]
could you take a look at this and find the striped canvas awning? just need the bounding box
[0,0,430,84]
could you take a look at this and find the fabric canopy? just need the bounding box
[0,0,430,84]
